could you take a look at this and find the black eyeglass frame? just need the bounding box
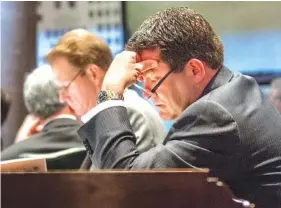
[64,68,84,90]
[149,68,176,94]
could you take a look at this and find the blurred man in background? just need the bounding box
[1,65,85,170]
[45,29,166,169]
[268,77,281,113]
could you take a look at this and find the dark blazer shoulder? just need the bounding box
[1,118,82,161]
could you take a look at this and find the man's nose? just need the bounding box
[143,91,151,99]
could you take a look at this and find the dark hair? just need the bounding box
[126,7,224,71]
[1,88,12,124]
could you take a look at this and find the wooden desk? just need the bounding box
[2,169,254,208]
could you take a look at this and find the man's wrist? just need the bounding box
[97,90,124,104]
[101,84,125,94]
[81,100,126,123]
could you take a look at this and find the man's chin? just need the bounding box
[73,109,84,119]
[159,111,175,120]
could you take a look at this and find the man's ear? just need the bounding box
[85,64,99,82]
[186,59,206,83]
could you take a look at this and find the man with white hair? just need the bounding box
[1,65,85,170]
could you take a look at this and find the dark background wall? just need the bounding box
[1,1,37,148]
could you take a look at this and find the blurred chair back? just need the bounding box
[20,147,86,170]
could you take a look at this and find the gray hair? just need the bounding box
[23,65,65,119]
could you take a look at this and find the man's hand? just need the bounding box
[102,51,139,94]
[102,51,157,94]
[14,115,42,143]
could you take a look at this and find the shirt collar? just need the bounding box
[200,65,234,98]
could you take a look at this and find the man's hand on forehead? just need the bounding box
[102,51,158,93]
[134,60,158,81]
[135,59,158,73]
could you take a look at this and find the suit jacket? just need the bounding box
[80,89,166,169]
[78,66,281,208]
[1,118,86,169]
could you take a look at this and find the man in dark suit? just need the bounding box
[1,65,85,169]
[77,7,281,207]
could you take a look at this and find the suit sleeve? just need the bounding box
[125,105,159,152]
[78,100,241,178]
[1,144,21,161]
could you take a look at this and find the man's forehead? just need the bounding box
[139,49,161,61]
[51,66,74,85]
[51,59,77,80]
[51,69,67,84]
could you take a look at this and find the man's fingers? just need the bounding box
[141,60,158,73]
[134,60,158,72]
[137,75,144,82]
[134,63,143,70]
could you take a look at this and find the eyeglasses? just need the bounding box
[134,68,175,99]
[62,68,83,91]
